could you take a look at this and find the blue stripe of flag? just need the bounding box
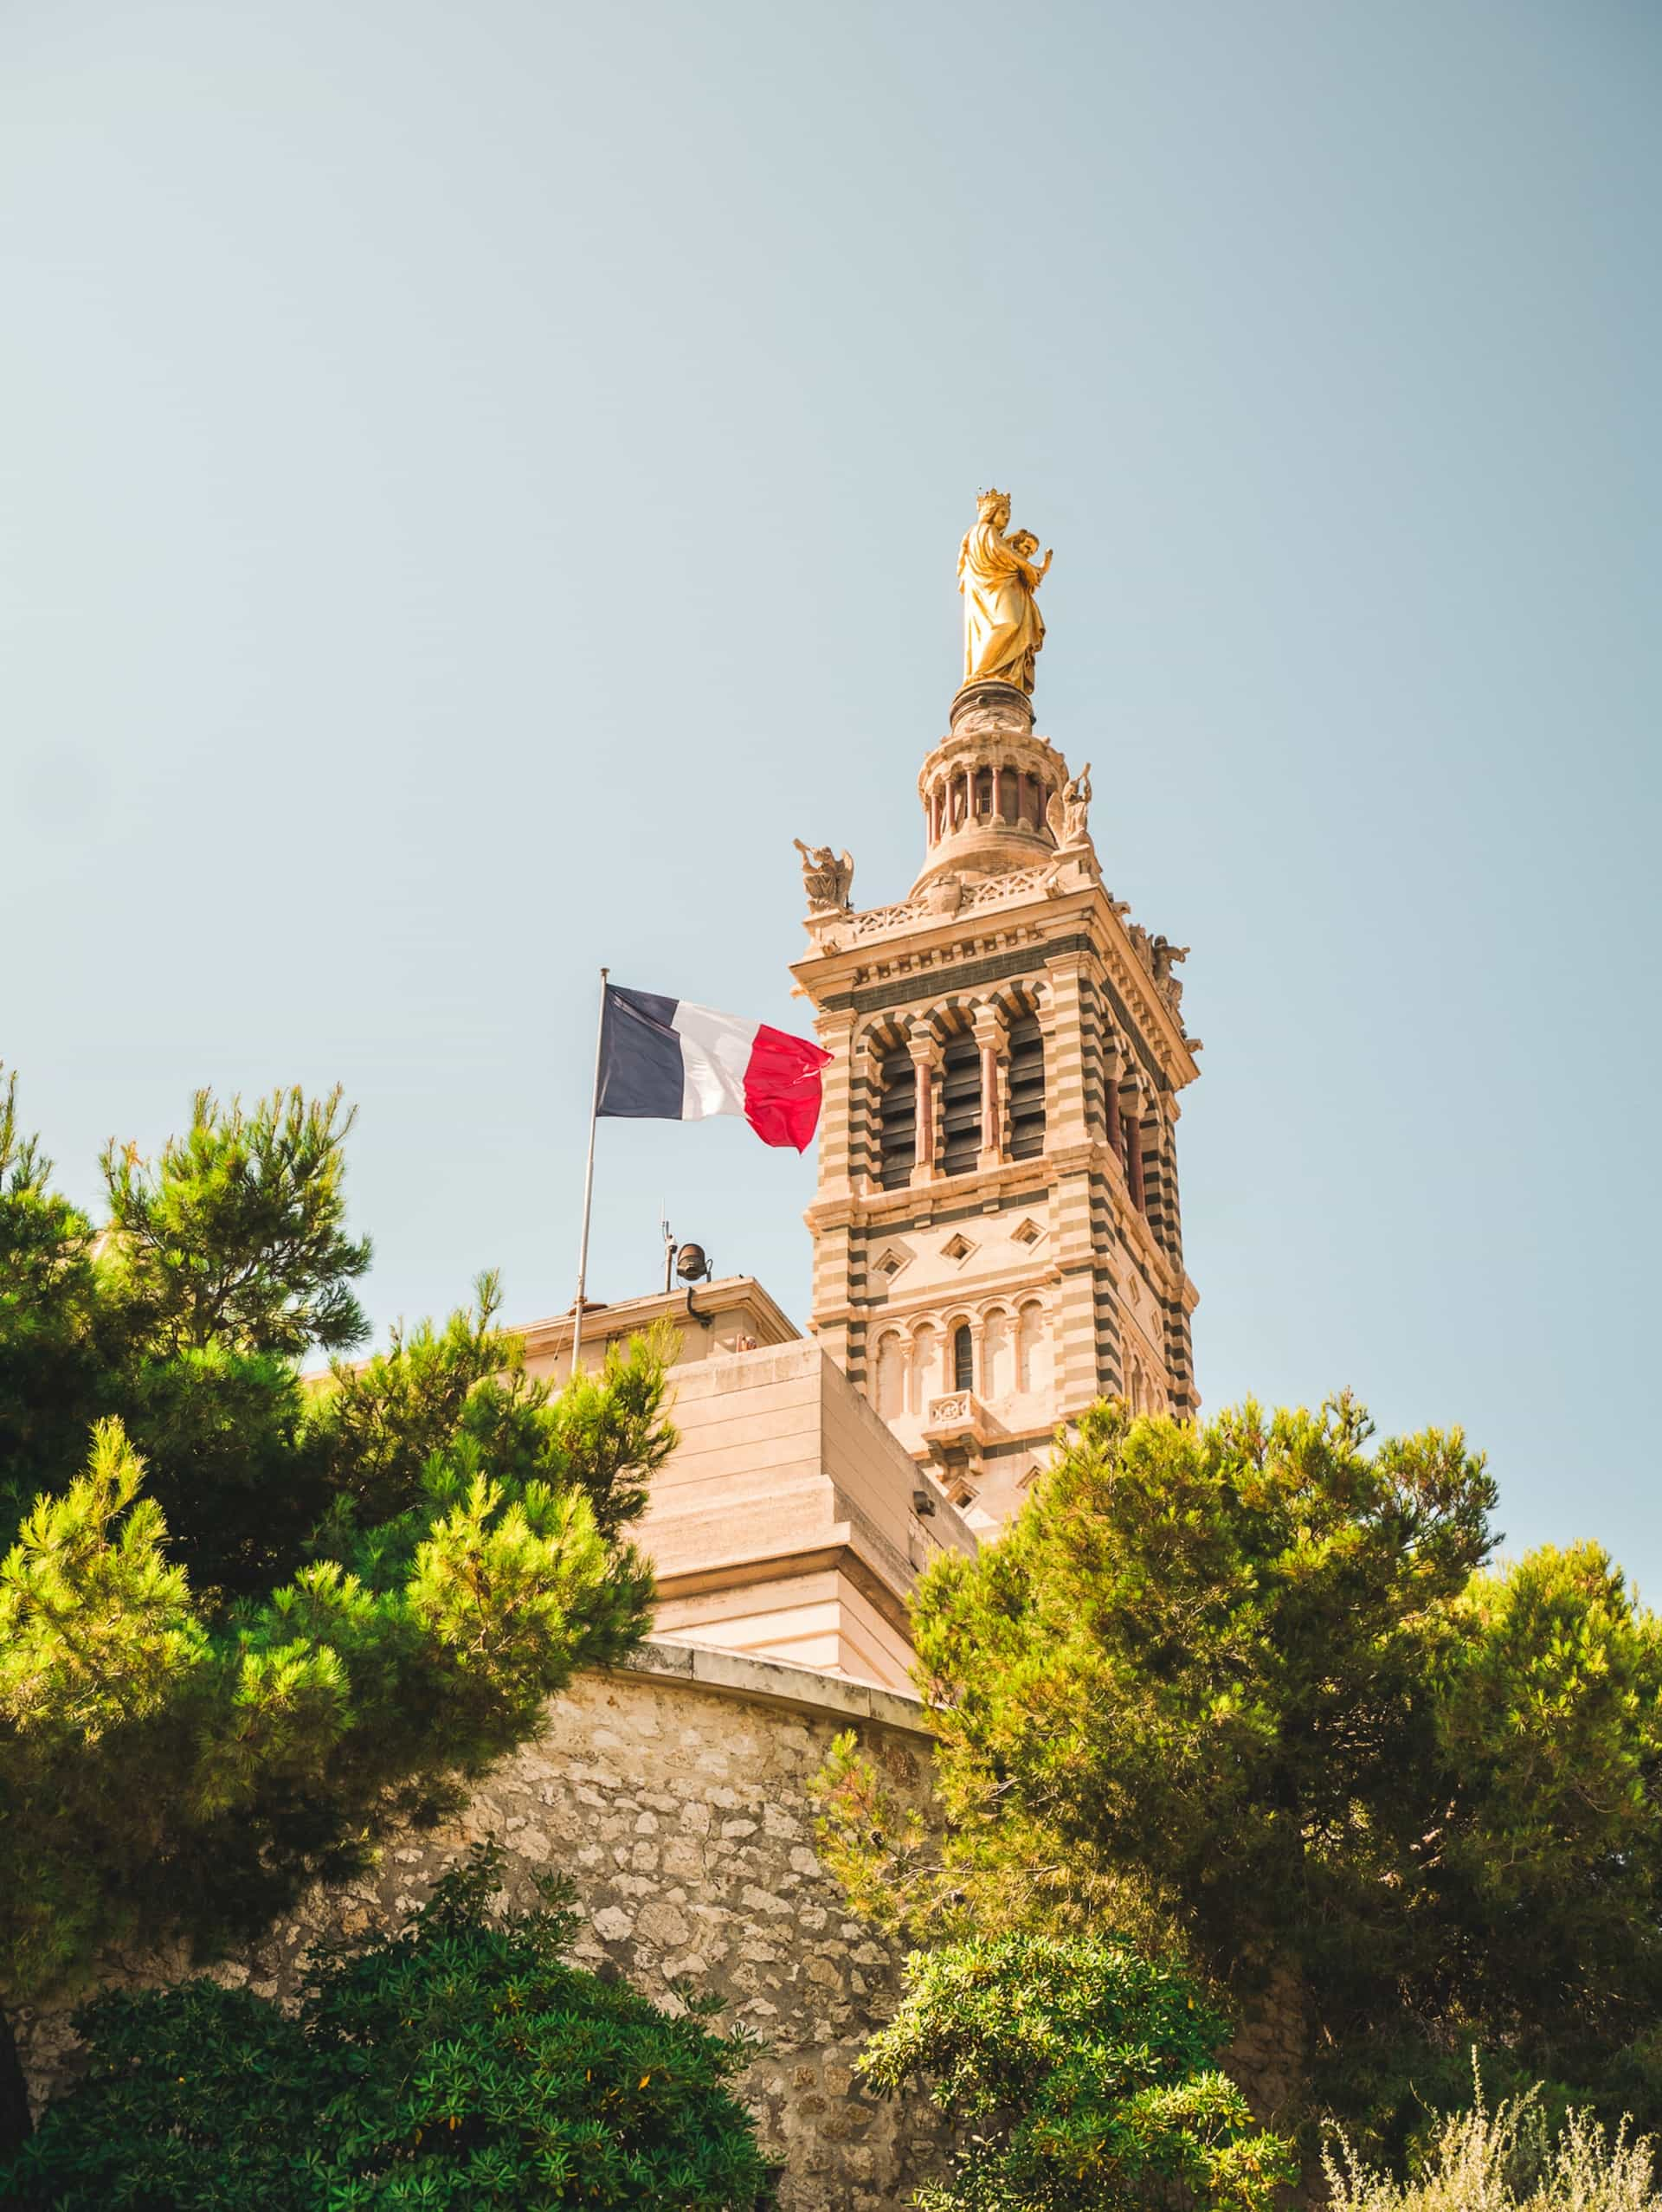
[596,986,686,1121]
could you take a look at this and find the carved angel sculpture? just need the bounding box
[1046,763,1092,850]
[1150,936,1190,1017]
[794,839,854,913]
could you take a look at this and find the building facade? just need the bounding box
[794,675,1201,1531]
[521,1283,975,1688]
[514,511,1202,1656]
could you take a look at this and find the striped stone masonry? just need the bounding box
[790,689,1201,1530]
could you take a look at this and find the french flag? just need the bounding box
[597,986,832,1153]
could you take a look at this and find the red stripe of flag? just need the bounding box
[742,1024,833,1151]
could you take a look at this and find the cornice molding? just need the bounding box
[793,882,1199,1093]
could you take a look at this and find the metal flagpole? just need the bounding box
[570,965,609,1379]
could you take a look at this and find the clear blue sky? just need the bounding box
[4,3,1659,1582]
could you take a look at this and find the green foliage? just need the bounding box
[0,1077,377,1576]
[0,1070,675,2151]
[860,1932,1294,2212]
[100,1083,372,1359]
[0,1390,657,2011]
[905,1393,1497,1958]
[311,1296,679,1550]
[808,1727,940,1938]
[1433,1546,1662,2044]
[1324,2062,1662,2212]
[0,1075,114,1537]
[818,1394,1662,2162]
[2,1842,777,2210]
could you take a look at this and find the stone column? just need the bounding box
[908,1022,937,1186]
[1040,954,1091,1147]
[814,1007,859,1202]
[1027,956,1097,1424]
[847,1032,882,1196]
[972,1003,1003,1171]
[805,1019,860,1377]
[1143,1101,1179,1263]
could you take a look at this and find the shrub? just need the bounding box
[1324,2064,1662,2212]
[860,1930,1295,2212]
[1,1844,777,2210]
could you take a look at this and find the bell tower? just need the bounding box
[790,507,1201,1530]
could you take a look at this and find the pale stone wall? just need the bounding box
[18,1643,951,2212]
[641,1339,974,1687]
[519,1277,802,1386]
[516,1286,979,1693]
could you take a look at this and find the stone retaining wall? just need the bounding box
[19,1641,950,2211]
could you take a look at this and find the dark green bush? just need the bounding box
[860,1931,1295,2212]
[2,1845,776,2210]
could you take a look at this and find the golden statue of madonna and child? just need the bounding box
[958,486,1052,694]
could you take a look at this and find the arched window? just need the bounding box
[952,1321,974,1393]
[983,1309,1013,1398]
[877,1048,916,1190]
[939,1034,981,1177]
[1015,1301,1048,1396]
[875,1331,907,1419]
[910,1322,938,1414]
[975,767,994,815]
[1131,1360,1153,1416]
[1007,1016,1045,1160]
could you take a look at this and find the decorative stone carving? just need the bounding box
[793,839,853,914]
[820,853,1122,954]
[1150,935,1189,985]
[960,865,1053,909]
[1150,936,1189,1018]
[1045,763,1092,852]
[841,900,922,941]
[947,681,1035,736]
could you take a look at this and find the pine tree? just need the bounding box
[816,1396,1662,2164]
[0,1073,673,2154]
